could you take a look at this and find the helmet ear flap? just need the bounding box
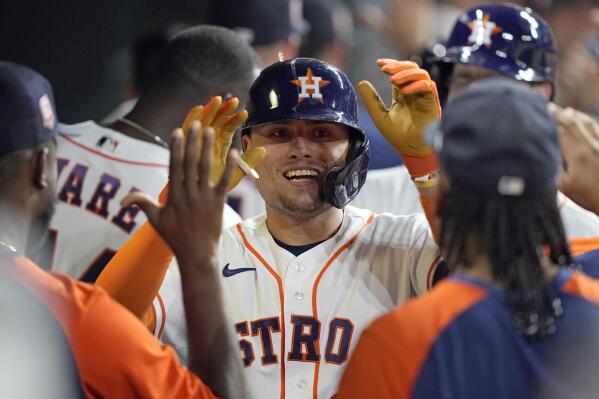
[324,138,370,209]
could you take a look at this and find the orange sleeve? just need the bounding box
[419,194,439,243]
[569,237,599,257]
[75,286,217,398]
[337,324,411,399]
[96,185,173,327]
[10,257,215,399]
[337,281,487,399]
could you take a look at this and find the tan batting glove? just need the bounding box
[358,59,441,179]
[181,96,266,191]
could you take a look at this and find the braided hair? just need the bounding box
[438,184,572,340]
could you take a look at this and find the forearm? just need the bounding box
[179,254,247,399]
[96,222,174,320]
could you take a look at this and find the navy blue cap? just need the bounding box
[425,77,560,196]
[0,61,58,154]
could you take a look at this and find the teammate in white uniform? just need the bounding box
[349,4,599,240]
[146,57,444,398]
[351,164,599,238]
[44,25,260,279]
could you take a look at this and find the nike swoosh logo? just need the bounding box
[222,263,257,278]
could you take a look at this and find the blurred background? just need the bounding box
[1,0,597,132]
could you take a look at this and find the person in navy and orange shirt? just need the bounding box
[337,78,599,399]
[0,62,245,398]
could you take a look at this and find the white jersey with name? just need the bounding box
[50,121,241,279]
[154,206,440,399]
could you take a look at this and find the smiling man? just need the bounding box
[133,57,441,399]
[95,56,443,398]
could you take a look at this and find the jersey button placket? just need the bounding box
[297,379,307,390]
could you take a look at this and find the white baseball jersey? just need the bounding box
[154,206,440,398]
[352,165,599,238]
[350,165,422,215]
[50,121,241,279]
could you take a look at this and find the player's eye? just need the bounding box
[313,128,330,138]
[270,128,289,138]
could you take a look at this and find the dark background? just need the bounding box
[0,1,210,123]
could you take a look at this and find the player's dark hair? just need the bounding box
[132,25,184,94]
[146,25,261,104]
[438,184,571,340]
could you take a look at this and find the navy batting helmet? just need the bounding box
[243,57,369,209]
[429,4,557,103]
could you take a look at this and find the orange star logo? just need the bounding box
[467,13,503,47]
[290,68,330,103]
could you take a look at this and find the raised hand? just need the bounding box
[358,59,441,179]
[181,96,265,191]
[122,121,235,263]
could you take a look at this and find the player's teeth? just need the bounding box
[285,169,318,178]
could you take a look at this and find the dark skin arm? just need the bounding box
[125,122,246,399]
[550,103,599,216]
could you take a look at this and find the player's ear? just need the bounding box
[241,132,252,153]
[32,146,50,189]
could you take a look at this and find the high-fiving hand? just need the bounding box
[123,122,235,263]
[181,96,265,191]
[358,59,441,179]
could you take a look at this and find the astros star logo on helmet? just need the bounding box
[290,68,330,103]
[466,13,502,47]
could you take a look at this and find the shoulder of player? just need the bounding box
[8,256,114,322]
[367,279,488,346]
[57,121,169,165]
[225,213,267,235]
[350,206,430,240]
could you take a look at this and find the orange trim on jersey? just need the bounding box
[426,255,442,290]
[143,306,157,333]
[338,280,487,398]
[569,237,599,257]
[156,292,167,339]
[236,223,286,399]
[563,272,599,305]
[311,212,375,399]
[59,133,169,168]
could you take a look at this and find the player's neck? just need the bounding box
[111,106,180,146]
[265,206,344,246]
[0,203,30,254]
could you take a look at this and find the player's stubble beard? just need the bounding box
[264,172,334,219]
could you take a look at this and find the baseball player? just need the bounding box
[45,26,259,280]
[338,77,599,399]
[96,56,444,398]
[0,61,247,399]
[351,3,599,244]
